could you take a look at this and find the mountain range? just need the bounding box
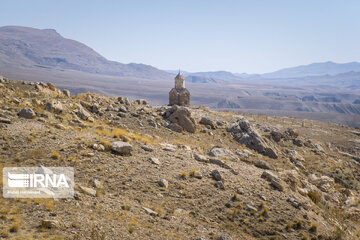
[0,26,170,80]
[0,26,360,127]
[167,61,360,82]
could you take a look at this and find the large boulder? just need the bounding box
[45,101,63,114]
[308,174,335,193]
[208,146,238,161]
[261,170,284,191]
[166,106,196,133]
[199,117,216,129]
[111,141,133,155]
[76,108,92,121]
[18,108,36,119]
[226,118,278,159]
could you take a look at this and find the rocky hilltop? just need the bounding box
[0,75,360,239]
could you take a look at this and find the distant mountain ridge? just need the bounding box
[262,61,360,78]
[167,61,360,81]
[0,26,171,80]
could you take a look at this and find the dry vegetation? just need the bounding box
[0,78,359,239]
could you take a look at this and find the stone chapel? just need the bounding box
[169,71,190,106]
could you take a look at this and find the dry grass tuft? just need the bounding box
[307,191,321,204]
[180,171,189,179]
[51,151,60,159]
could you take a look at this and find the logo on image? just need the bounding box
[3,167,74,198]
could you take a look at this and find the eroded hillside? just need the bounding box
[0,76,360,240]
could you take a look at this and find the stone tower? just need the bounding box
[169,71,190,106]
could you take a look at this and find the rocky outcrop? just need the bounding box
[261,170,284,191]
[45,101,64,114]
[76,108,93,122]
[208,146,237,161]
[18,107,36,119]
[199,117,217,129]
[165,106,196,133]
[226,118,278,158]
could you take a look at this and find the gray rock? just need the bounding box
[261,170,284,191]
[62,89,70,97]
[18,107,36,119]
[194,171,203,179]
[208,147,237,161]
[119,106,127,113]
[211,170,223,181]
[288,149,305,161]
[91,179,103,189]
[168,123,183,132]
[226,118,278,159]
[47,82,56,90]
[261,170,279,182]
[162,146,176,152]
[79,185,97,197]
[111,141,133,155]
[271,130,284,142]
[270,179,284,191]
[214,181,225,190]
[194,153,208,162]
[235,150,252,159]
[117,96,125,104]
[314,144,325,152]
[254,160,271,170]
[166,106,196,133]
[209,158,231,169]
[308,174,334,192]
[76,108,91,121]
[287,197,300,208]
[93,143,105,151]
[131,112,139,118]
[216,235,232,240]
[118,112,126,118]
[237,188,244,194]
[41,220,59,229]
[293,138,304,147]
[149,157,161,165]
[245,204,257,212]
[91,104,99,113]
[141,145,154,152]
[199,117,216,129]
[294,161,306,170]
[45,101,63,114]
[143,207,158,216]
[148,119,157,128]
[54,123,66,130]
[158,179,168,188]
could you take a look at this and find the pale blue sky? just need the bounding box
[1,0,360,73]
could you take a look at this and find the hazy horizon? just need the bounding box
[2,0,360,73]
